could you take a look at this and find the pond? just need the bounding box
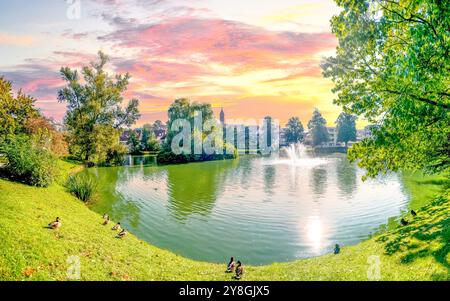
[83,151,412,265]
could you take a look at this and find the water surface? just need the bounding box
[85,154,409,265]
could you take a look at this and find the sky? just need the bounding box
[0,0,351,127]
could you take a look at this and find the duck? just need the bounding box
[411,210,417,217]
[117,229,127,238]
[334,244,341,254]
[111,222,121,231]
[103,215,110,225]
[48,217,61,229]
[234,261,244,279]
[226,257,235,273]
[400,218,409,226]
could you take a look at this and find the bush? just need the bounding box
[66,174,97,202]
[1,135,57,187]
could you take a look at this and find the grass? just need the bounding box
[66,174,97,203]
[0,161,449,280]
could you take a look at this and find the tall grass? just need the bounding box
[66,174,97,202]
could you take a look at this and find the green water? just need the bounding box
[83,154,443,265]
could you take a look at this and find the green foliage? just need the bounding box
[284,117,305,144]
[0,164,448,280]
[307,108,330,146]
[335,112,357,146]
[58,51,140,165]
[322,0,450,176]
[160,98,236,163]
[127,130,142,154]
[165,98,215,150]
[0,76,39,141]
[141,127,161,152]
[0,135,57,187]
[66,174,97,202]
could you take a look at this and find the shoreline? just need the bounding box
[0,159,448,280]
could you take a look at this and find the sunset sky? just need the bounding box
[0,0,353,127]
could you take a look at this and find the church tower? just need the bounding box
[220,108,225,125]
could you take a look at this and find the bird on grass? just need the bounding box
[111,222,121,231]
[103,215,110,225]
[117,229,127,239]
[48,217,61,229]
[226,257,235,273]
[401,218,409,226]
[411,210,417,217]
[334,244,341,254]
[234,261,244,279]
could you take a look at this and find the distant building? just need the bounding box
[220,108,225,125]
[326,127,338,146]
[363,125,379,138]
[279,127,288,146]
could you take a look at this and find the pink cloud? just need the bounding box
[100,17,336,72]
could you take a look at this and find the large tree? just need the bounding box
[308,109,330,146]
[0,76,38,141]
[127,130,142,154]
[285,117,305,144]
[58,51,140,164]
[141,127,161,152]
[322,0,449,177]
[336,112,357,147]
[165,98,215,152]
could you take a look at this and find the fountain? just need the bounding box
[285,143,310,162]
[265,142,328,167]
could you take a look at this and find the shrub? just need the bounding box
[1,135,57,187]
[66,174,97,202]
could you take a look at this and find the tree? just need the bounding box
[308,109,329,146]
[0,76,39,141]
[335,112,357,147]
[322,0,449,176]
[165,98,215,152]
[127,130,141,154]
[152,120,166,138]
[58,51,140,164]
[141,127,161,152]
[285,117,305,144]
[24,116,68,156]
[158,98,235,164]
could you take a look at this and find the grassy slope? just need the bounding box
[0,162,449,280]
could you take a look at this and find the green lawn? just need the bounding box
[0,162,449,280]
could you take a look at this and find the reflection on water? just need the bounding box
[85,154,410,265]
[310,167,328,196]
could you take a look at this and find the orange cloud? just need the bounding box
[0,32,35,46]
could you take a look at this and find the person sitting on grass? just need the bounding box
[117,229,127,239]
[234,261,244,279]
[111,222,121,231]
[401,218,409,226]
[334,244,340,254]
[226,257,235,273]
[47,217,61,229]
[411,210,417,217]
